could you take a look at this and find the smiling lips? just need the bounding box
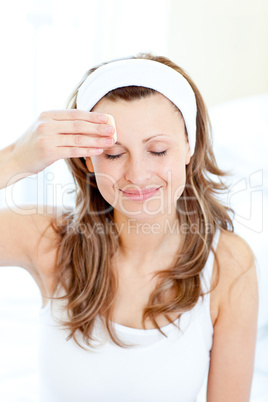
[119,187,162,201]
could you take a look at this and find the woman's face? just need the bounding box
[86,92,191,221]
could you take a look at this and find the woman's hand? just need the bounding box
[11,109,116,176]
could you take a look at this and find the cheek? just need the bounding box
[94,174,119,208]
[162,154,187,179]
[92,158,120,182]
[164,158,187,198]
[93,159,120,205]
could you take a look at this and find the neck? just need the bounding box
[113,210,181,264]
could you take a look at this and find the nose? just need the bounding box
[124,155,152,186]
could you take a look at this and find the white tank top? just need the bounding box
[38,229,221,402]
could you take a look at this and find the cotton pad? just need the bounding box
[105,114,117,143]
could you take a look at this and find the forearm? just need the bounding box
[0,143,30,190]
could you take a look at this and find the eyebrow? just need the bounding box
[115,134,170,146]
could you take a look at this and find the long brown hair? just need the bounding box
[48,52,234,349]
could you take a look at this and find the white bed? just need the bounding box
[0,94,267,401]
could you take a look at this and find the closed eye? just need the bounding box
[104,150,167,160]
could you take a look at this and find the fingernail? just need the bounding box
[98,115,107,122]
[104,137,115,145]
[105,126,114,134]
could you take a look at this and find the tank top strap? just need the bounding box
[200,227,221,294]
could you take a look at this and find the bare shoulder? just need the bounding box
[216,231,255,279]
[214,229,258,319]
[27,206,65,285]
[25,205,70,301]
[216,230,255,275]
[0,204,65,299]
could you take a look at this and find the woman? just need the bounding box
[0,53,258,401]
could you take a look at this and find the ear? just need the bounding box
[185,143,191,165]
[85,157,94,173]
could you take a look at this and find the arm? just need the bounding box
[0,143,30,189]
[0,109,115,291]
[207,233,259,402]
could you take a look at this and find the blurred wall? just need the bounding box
[168,0,268,107]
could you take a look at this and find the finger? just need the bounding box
[54,120,115,136]
[56,146,104,159]
[40,109,109,123]
[54,134,115,148]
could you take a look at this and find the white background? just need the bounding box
[0,0,267,400]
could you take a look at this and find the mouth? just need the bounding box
[119,186,162,201]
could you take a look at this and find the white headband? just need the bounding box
[77,58,197,156]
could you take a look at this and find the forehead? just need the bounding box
[92,92,186,144]
[92,91,183,123]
